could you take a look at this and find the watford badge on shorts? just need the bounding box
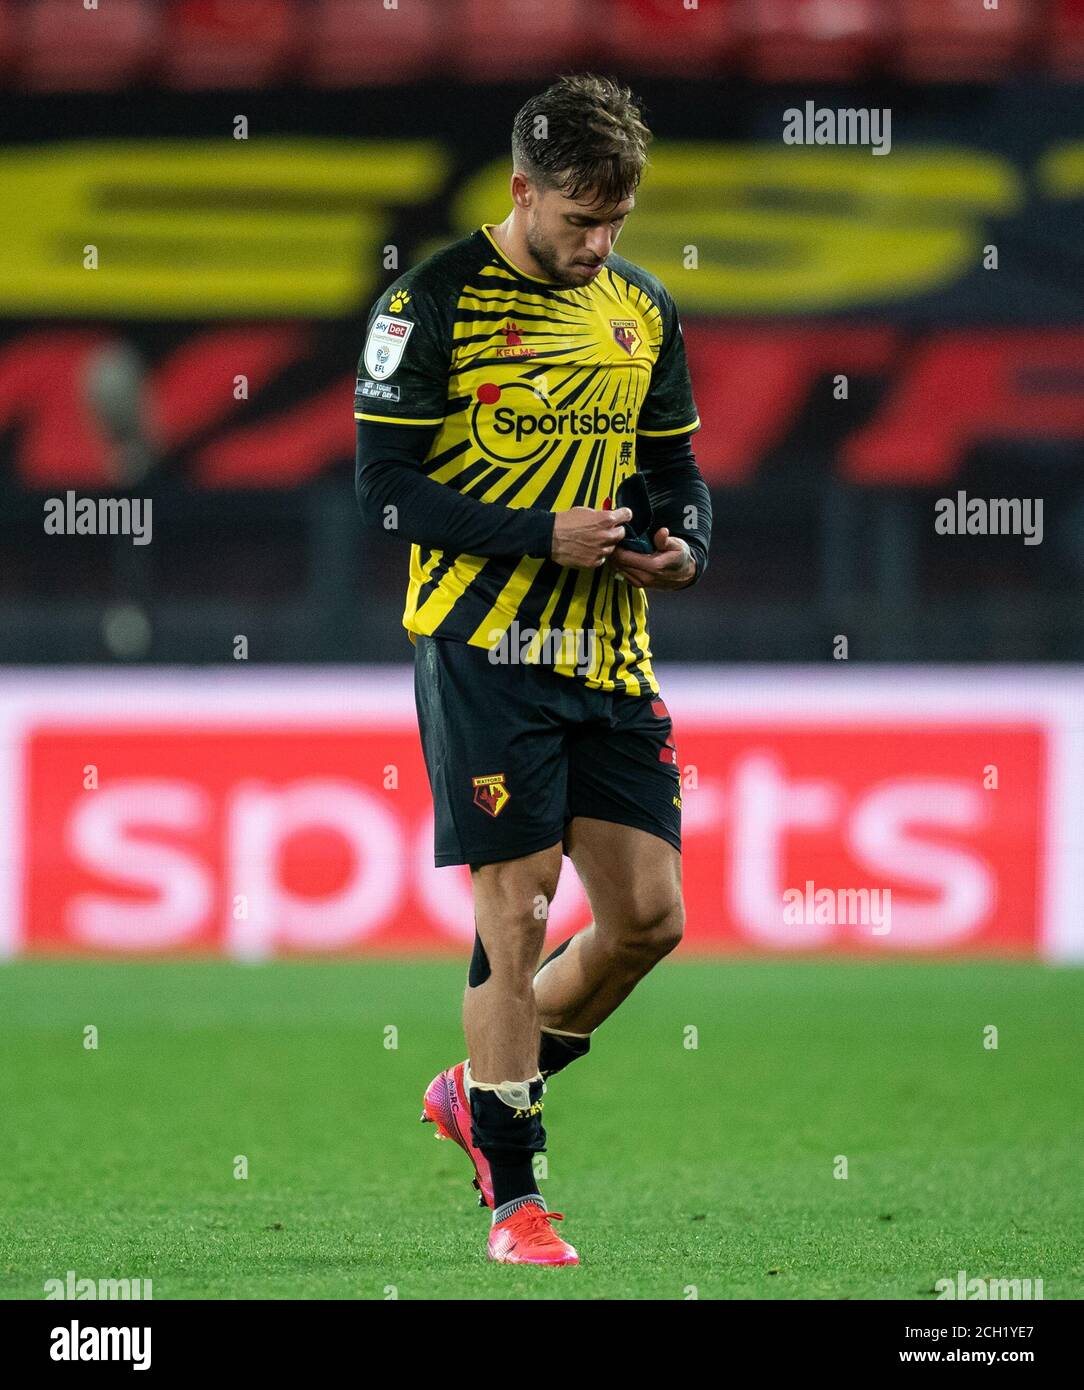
[472,773,511,818]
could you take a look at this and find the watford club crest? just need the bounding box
[472,773,511,817]
[611,318,641,356]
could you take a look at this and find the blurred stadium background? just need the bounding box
[0,0,1081,958]
[1,0,1083,1302]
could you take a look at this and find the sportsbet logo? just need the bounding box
[471,379,634,464]
[494,403,633,440]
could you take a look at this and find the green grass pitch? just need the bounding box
[1,958,1081,1300]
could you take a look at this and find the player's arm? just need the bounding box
[356,422,630,566]
[634,430,713,587]
[610,283,712,589]
[353,280,556,559]
[355,419,555,559]
[354,280,629,566]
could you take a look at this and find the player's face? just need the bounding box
[524,184,635,287]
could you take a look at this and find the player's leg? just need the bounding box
[453,840,579,1263]
[463,842,562,1221]
[534,817,684,1041]
[532,686,685,1072]
[414,633,579,1258]
[464,845,562,1079]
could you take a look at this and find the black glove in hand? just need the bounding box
[611,472,655,555]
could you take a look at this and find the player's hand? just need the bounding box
[605,528,697,589]
[551,506,633,569]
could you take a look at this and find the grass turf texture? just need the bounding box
[0,958,1081,1300]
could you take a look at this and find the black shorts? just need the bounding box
[413,633,683,868]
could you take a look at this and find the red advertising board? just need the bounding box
[3,669,1073,959]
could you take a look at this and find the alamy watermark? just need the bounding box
[43,490,152,546]
[783,880,891,934]
[487,620,596,674]
[935,491,1043,545]
[935,1269,1043,1300]
[45,1269,153,1300]
[783,101,891,156]
[49,1321,151,1370]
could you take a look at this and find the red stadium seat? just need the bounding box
[0,2,18,81]
[306,0,442,87]
[742,0,878,82]
[19,0,157,92]
[162,0,301,90]
[891,0,1034,82]
[452,0,596,79]
[1051,0,1084,78]
[601,0,736,76]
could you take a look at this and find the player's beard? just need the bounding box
[525,222,600,288]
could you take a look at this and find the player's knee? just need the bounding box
[648,899,685,958]
[472,858,561,930]
[618,897,685,963]
[661,900,686,954]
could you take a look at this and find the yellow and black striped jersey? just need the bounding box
[354,224,700,696]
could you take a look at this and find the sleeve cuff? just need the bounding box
[682,541,707,587]
[526,511,556,561]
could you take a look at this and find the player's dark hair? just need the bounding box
[511,74,651,210]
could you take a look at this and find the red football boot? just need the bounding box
[420,1061,494,1208]
[487,1201,579,1266]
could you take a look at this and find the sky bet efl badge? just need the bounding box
[364,313,414,378]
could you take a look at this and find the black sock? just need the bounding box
[470,1080,546,1210]
[487,1154,541,1210]
[538,1029,591,1079]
